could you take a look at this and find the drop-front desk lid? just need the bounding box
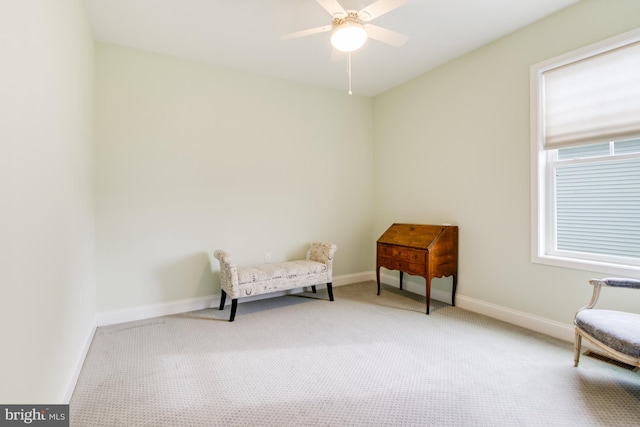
[377,223,456,249]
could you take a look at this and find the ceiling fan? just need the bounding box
[281,0,411,53]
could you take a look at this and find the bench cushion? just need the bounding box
[237,260,327,284]
[234,260,329,297]
[575,309,640,358]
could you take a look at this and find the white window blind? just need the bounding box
[555,155,640,260]
[543,41,640,150]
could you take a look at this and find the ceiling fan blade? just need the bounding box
[364,24,408,47]
[315,0,346,17]
[281,25,332,41]
[359,0,411,21]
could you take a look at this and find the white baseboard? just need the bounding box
[455,295,575,342]
[97,295,219,326]
[379,272,574,343]
[96,272,372,327]
[62,318,97,403]
[334,271,375,287]
[96,271,575,343]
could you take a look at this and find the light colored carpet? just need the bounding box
[70,282,640,426]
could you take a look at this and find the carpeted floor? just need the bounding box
[70,282,640,426]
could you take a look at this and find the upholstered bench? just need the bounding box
[213,242,337,321]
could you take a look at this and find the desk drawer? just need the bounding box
[396,260,425,276]
[378,244,425,262]
[377,257,425,276]
[377,255,395,270]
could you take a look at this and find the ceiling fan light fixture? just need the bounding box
[331,21,368,52]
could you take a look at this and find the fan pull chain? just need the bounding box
[348,52,352,95]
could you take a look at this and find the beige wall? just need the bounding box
[95,44,374,311]
[373,0,640,325]
[0,0,96,403]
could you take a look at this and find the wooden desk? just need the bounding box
[376,223,458,314]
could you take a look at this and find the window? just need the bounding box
[531,28,640,276]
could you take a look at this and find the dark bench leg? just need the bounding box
[311,285,317,293]
[219,290,237,322]
[219,289,227,310]
[229,299,238,322]
[327,283,334,301]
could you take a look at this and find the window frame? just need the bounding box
[530,28,640,277]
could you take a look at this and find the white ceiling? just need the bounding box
[84,0,580,96]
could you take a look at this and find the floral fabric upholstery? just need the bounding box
[214,242,337,300]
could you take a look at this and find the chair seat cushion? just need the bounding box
[575,309,640,358]
[237,260,327,285]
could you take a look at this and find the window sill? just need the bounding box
[532,253,640,279]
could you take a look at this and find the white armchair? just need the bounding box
[574,278,640,369]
